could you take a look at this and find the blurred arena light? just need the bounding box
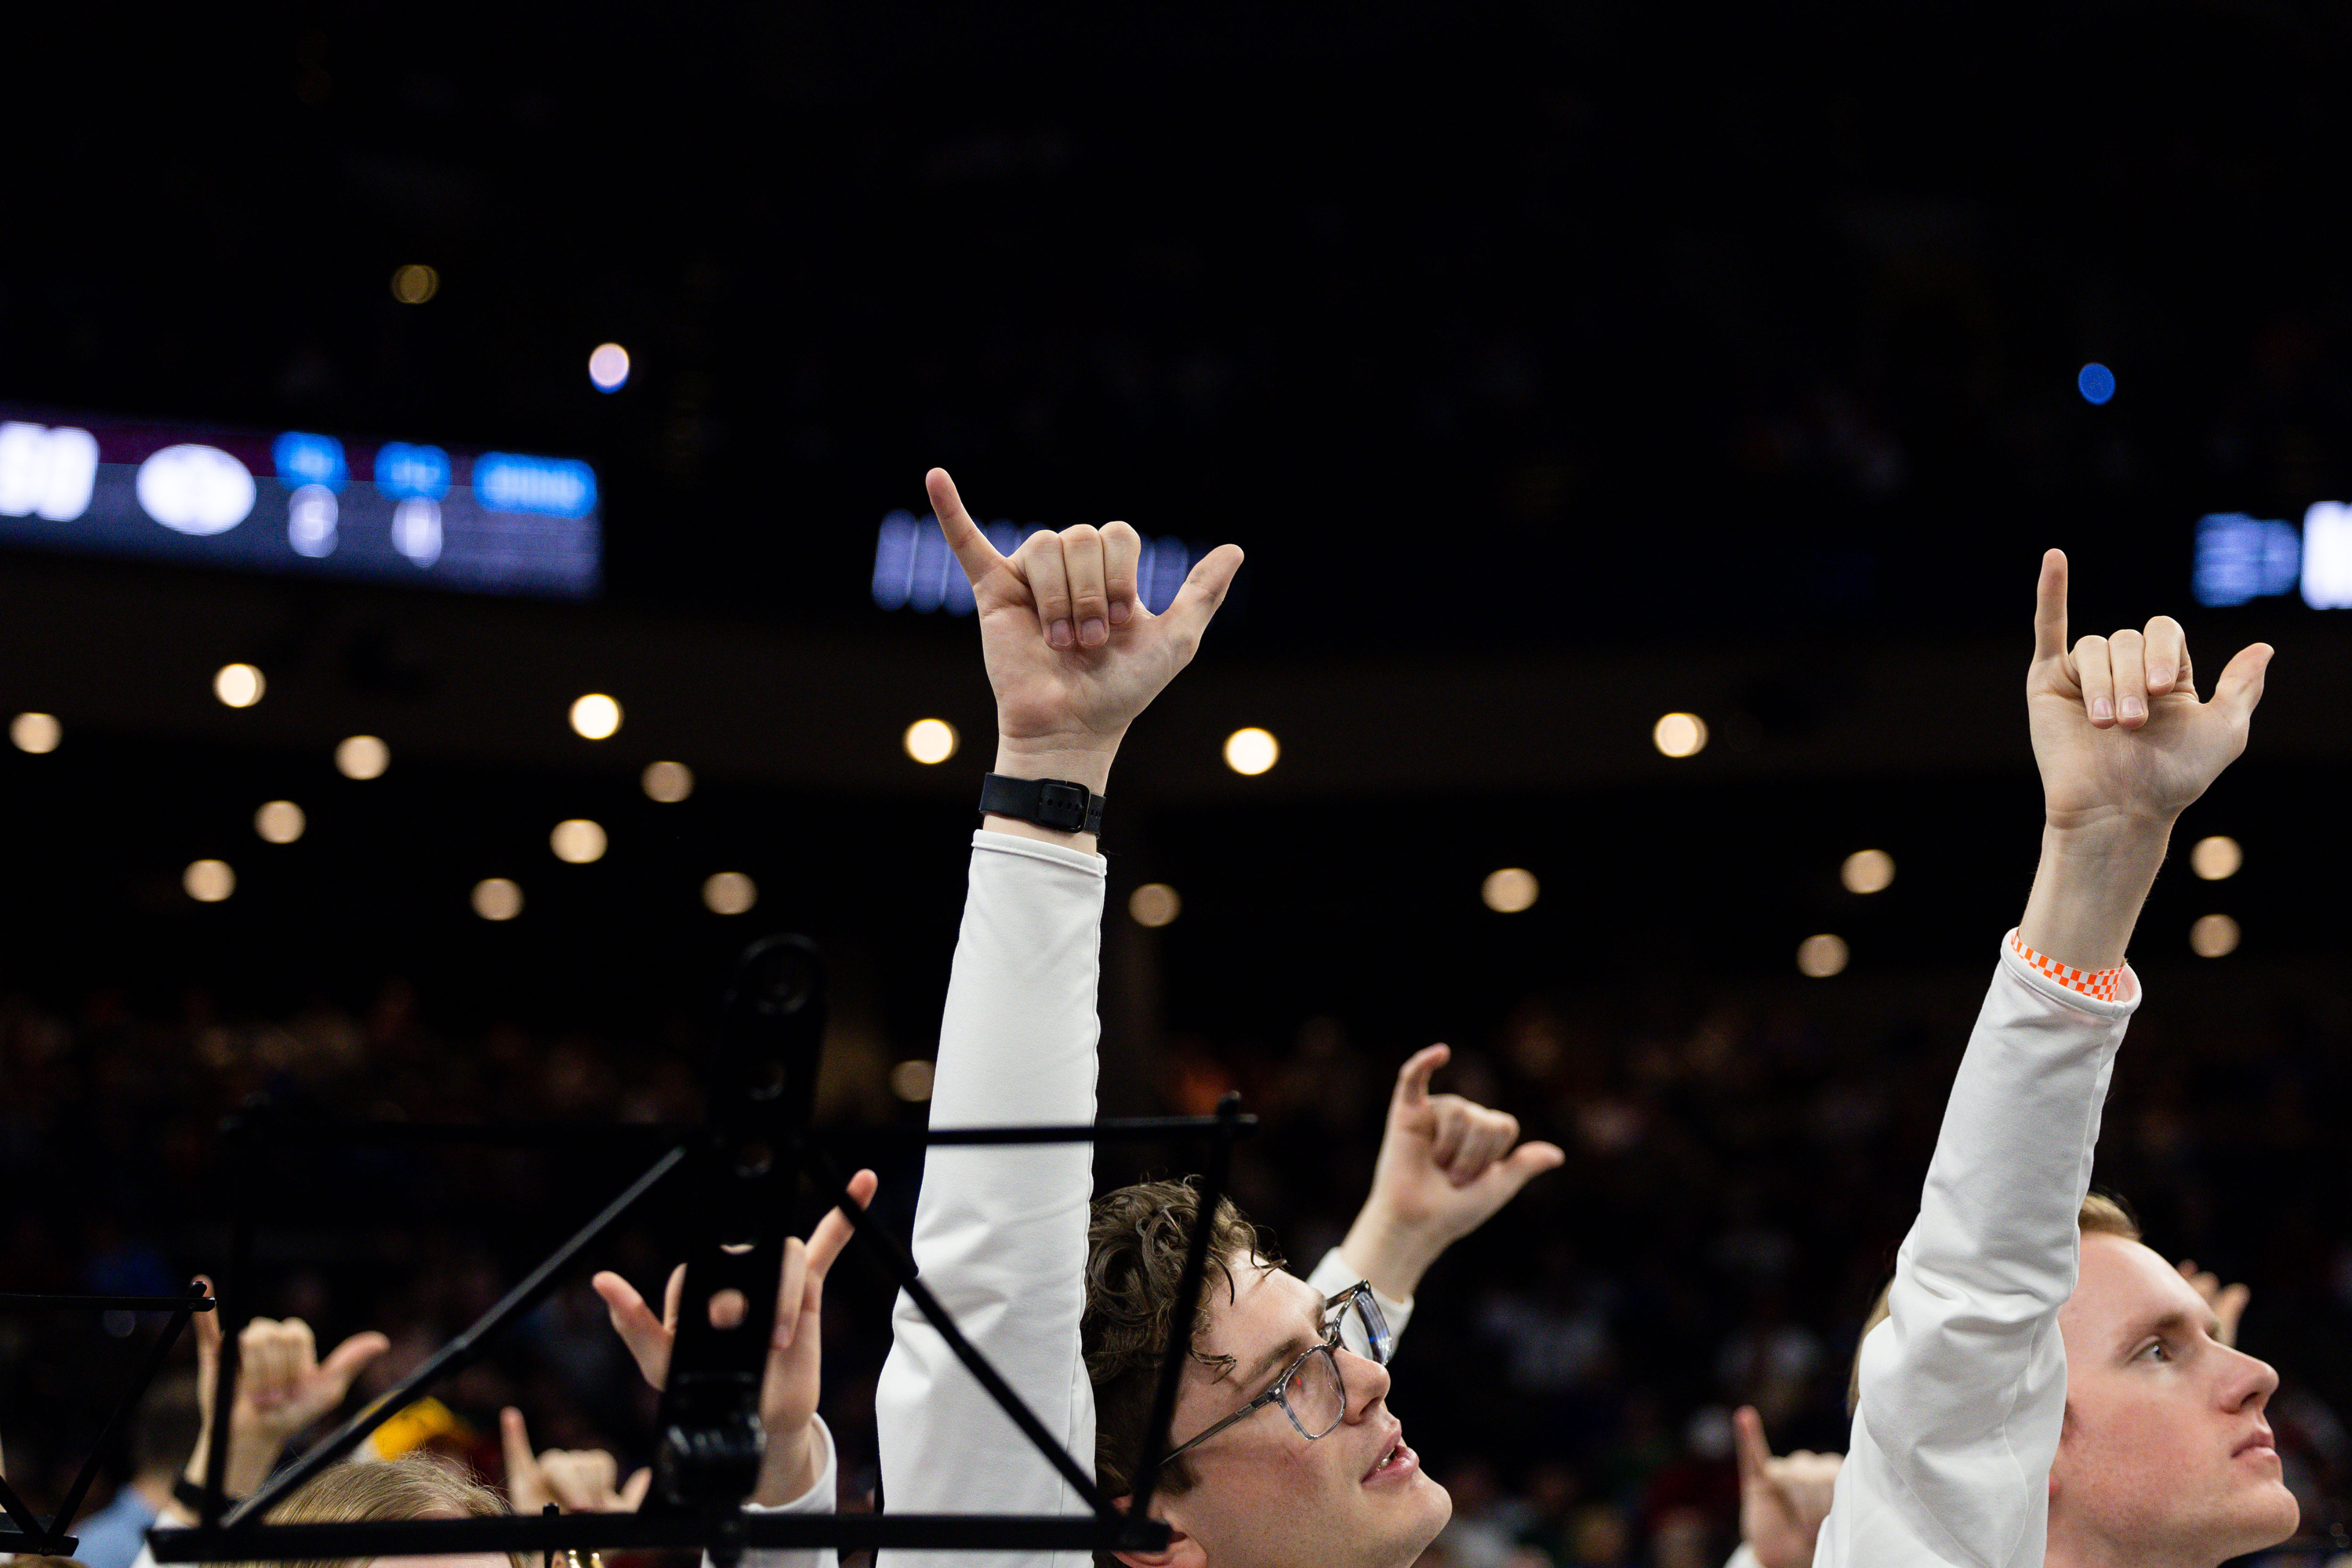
[391,264,439,304]
[642,760,695,802]
[255,801,306,844]
[2190,913,2240,957]
[1653,713,1708,758]
[588,343,631,392]
[2305,501,2352,609]
[2194,514,2300,608]
[702,872,757,915]
[904,718,958,764]
[570,693,622,739]
[10,712,60,753]
[1841,849,1896,894]
[1223,727,1279,775]
[472,877,523,921]
[1797,933,1849,978]
[213,662,265,708]
[551,819,608,864]
[891,1059,936,1102]
[1129,883,1181,927]
[183,859,235,902]
[1481,868,1540,913]
[2078,362,2116,405]
[2190,835,2241,880]
[335,735,389,779]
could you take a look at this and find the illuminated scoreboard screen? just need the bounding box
[0,408,600,598]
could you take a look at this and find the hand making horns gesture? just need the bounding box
[927,467,1244,776]
[2027,548,2272,833]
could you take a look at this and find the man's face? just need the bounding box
[2050,1234,2297,1564]
[1152,1258,1449,1568]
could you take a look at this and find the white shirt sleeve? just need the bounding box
[728,1414,842,1568]
[1813,935,2140,1568]
[875,831,1108,1568]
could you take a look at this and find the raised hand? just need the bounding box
[928,468,1243,793]
[1734,1406,1843,1568]
[2176,1259,2252,1348]
[499,1407,651,1514]
[2019,551,2273,972]
[1338,1044,1565,1301]
[2027,549,2270,833]
[590,1169,878,1506]
[182,1277,390,1500]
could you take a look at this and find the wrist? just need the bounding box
[1338,1210,1439,1305]
[752,1425,822,1508]
[992,736,1121,795]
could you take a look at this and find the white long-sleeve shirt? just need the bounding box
[1810,936,2140,1568]
[873,832,1407,1568]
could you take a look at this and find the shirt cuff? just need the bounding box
[972,828,1107,875]
[2001,927,2141,1016]
[745,1414,838,1515]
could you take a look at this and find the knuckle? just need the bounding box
[1061,522,1101,547]
[1103,519,1140,546]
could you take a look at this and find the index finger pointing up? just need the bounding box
[926,468,1007,587]
[2034,549,2069,663]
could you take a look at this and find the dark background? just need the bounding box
[5,5,2352,1566]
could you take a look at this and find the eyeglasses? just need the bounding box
[1163,1282,1392,1461]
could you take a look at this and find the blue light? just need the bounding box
[2078,363,2116,405]
[2194,513,2300,606]
[474,453,597,518]
[274,431,347,491]
[375,443,452,500]
[872,511,918,609]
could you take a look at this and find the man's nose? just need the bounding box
[2221,1345,2281,1411]
[1341,1348,1391,1420]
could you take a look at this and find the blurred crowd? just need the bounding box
[5,952,2352,1567]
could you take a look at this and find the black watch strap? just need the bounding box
[175,1476,246,1512]
[978,773,1105,836]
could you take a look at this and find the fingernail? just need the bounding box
[1109,601,1131,626]
[1080,617,1107,647]
[2091,697,2114,722]
[1050,619,1074,648]
[2121,696,2145,721]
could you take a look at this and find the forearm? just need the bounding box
[170,1432,282,1516]
[2017,817,2173,972]
[1336,1211,1439,1305]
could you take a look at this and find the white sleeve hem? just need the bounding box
[973,828,1107,876]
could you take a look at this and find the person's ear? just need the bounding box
[1109,1494,1208,1568]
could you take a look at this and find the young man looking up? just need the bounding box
[873,470,1562,1568]
[1812,553,2285,1568]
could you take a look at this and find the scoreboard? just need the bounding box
[0,408,601,599]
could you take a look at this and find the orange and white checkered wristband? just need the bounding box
[2009,931,2126,1002]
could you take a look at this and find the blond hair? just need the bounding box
[226,1453,519,1568]
[1846,1192,2141,1414]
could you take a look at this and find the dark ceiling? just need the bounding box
[9,2,2352,654]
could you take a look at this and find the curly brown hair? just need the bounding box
[1083,1178,1281,1525]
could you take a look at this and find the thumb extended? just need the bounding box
[1161,543,1244,639]
[2212,643,2273,721]
[1495,1141,1566,1195]
[319,1330,390,1388]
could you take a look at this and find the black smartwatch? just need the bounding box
[978,773,1105,836]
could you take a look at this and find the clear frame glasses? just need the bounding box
[1164,1282,1392,1461]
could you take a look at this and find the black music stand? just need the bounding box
[138,933,1253,1566]
[0,1285,216,1557]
